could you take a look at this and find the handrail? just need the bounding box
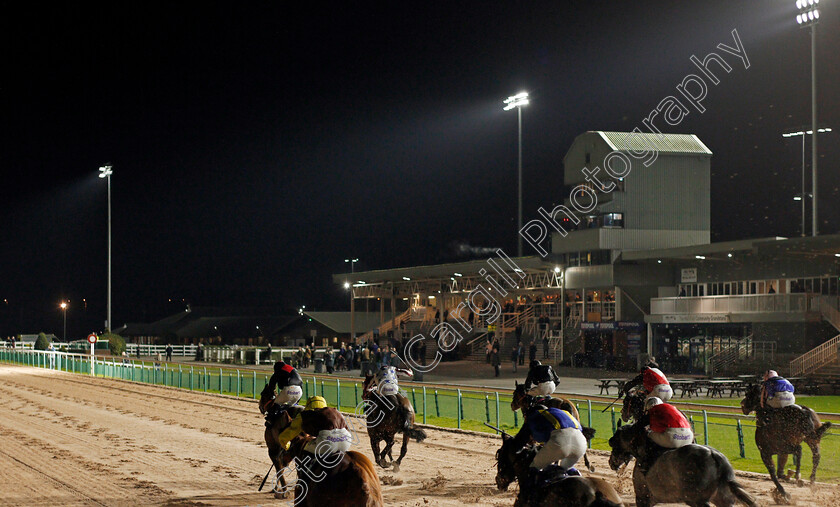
[357,308,412,343]
[818,296,840,333]
[790,332,840,377]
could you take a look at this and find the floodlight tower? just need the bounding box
[98,165,113,331]
[795,0,821,236]
[504,92,529,257]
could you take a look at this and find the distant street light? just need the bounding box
[60,301,68,341]
[98,165,113,331]
[504,92,529,257]
[783,127,831,235]
[795,0,821,236]
[345,258,359,343]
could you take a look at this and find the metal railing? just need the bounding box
[126,343,197,357]
[651,293,817,315]
[790,333,840,377]
[357,308,412,343]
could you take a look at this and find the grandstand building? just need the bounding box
[334,131,840,377]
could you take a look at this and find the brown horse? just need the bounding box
[511,381,595,472]
[278,434,384,507]
[362,375,427,471]
[740,383,832,504]
[259,383,303,495]
[495,431,624,506]
[607,422,756,507]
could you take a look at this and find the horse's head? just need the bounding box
[510,381,527,412]
[258,384,275,414]
[741,383,761,415]
[621,389,645,423]
[608,423,644,471]
[495,433,533,491]
[362,374,375,396]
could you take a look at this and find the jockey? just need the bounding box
[276,396,353,459]
[370,365,413,396]
[641,397,693,449]
[511,404,586,491]
[761,370,796,409]
[622,360,673,402]
[265,360,304,408]
[523,360,560,397]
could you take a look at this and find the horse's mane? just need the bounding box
[346,450,384,506]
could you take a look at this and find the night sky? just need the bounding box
[1,1,838,339]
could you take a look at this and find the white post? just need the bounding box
[90,341,95,376]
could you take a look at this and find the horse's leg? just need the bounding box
[369,435,385,468]
[806,438,821,485]
[761,451,790,504]
[777,452,789,481]
[392,430,409,472]
[382,434,396,467]
[792,445,803,484]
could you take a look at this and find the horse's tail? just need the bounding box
[727,480,757,507]
[814,420,833,440]
[346,450,384,507]
[712,448,757,507]
[407,427,427,443]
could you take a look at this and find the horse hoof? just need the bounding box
[392,464,400,473]
[796,479,805,487]
[771,489,791,505]
[588,465,595,473]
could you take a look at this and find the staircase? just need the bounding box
[790,333,840,377]
[817,296,840,333]
[708,335,776,376]
[357,308,412,343]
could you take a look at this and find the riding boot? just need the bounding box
[565,467,581,477]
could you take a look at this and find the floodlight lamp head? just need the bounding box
[98,165,113,178]
[503,92,529,110]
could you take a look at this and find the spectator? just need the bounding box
[518,341,525,366]
[382,345,392,367]
[345,344,355,370]
[511,344,519,373]
[325,347,334,374]
[418,340,427,366]
[165,344,173,361]
[543,334,550,359]
[529,341,537,363]
[491,346,501,377]
[485,337,493,363]
[265,343,272,364]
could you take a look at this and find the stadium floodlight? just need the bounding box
[98,165,113,331]
[794,0,821,236]
[504,91,529,256]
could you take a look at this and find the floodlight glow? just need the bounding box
[98,165,113,178]
[796,0,801,8]
[344,282,350,289]
[808,11,814,20]
[727,253,733,258]
[794,195,803,201]
[797,14,803,23]
[695,255,706,260]
[814,9,820,18]
[809,0,814,6]
[503,92,529,110]
[454,272,463,277]
[554,266,560,273]
[402,276,411,281]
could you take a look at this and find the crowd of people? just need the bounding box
[281,338,428,374]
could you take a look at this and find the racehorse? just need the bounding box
[495,431,624,506]
[607,423,756,507]
[279,434,384,507]
[362,374,427,471]
[511,380,595,471]
[740,383,832,503]
[259,384,303,494]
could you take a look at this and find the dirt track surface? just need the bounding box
[0,364,837,506]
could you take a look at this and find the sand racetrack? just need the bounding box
[0,364,837,506]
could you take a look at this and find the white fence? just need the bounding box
[126,343,197,357]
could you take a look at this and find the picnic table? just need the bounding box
[705,379,744,398]
[669,379,700,398]
[596,378,626,395]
